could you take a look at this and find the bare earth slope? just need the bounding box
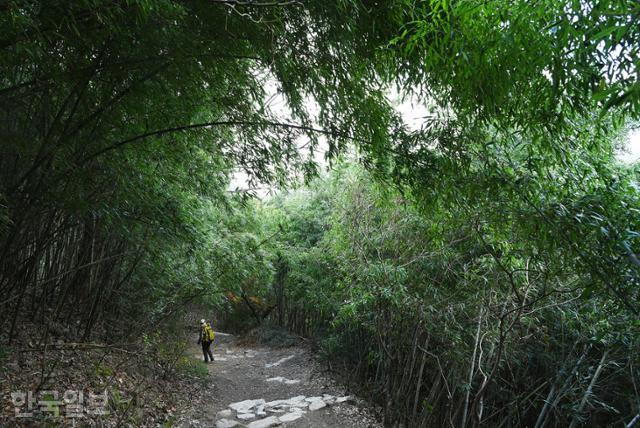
[176,333,380,428]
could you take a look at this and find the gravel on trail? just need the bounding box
[175,332,381,428]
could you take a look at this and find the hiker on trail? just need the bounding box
[197,319,215,363]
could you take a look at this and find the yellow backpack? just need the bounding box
[203,323,215,341]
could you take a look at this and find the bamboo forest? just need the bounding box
[1,1,639,427]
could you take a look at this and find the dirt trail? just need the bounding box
[176,332,380,428]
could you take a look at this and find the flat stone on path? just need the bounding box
[265,354,295,368]
[237,412,256,420]
[229,398,266,413]
[322,394,336,404]
[286,395,306,404]
[247,416,280,428]
[216,409,233,418]
[266,376,301,385]
[279,411,304,422]
[309,400,327,411]
[216,419,240,428]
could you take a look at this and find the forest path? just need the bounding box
[176,332,380,428]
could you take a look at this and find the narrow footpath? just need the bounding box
[176,332,381,428]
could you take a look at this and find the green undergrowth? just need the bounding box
[176,354,209,379]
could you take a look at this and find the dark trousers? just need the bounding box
[202,340,214,362]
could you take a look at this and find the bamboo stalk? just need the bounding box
[568,350,609,428]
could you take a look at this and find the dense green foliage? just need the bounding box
[1,0,639,426]
[260,164,639,426]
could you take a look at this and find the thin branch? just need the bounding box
[77,119,355,165]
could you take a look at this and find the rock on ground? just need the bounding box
[229,399,266,413]
[247,416,280,428]
[264,354,296,368]
[237,412,256,420]
[217,409,233,419]
[279,411,304,422]
[309,400,327,411]
[215,419,240,428]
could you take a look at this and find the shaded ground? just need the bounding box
[176,332,381,427]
